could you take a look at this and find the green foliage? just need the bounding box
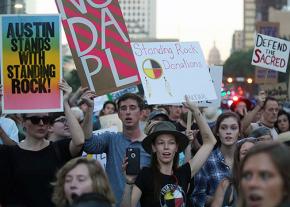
[224,48,290,83]
[223,49,255,78]
[63,69,81,92]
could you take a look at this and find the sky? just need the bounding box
[26,0,243,61]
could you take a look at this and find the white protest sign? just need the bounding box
[198,66,223,107]
[100,114,123,132]
[131,42,217,104]
[82,127,118,169]
[251,33,290,73]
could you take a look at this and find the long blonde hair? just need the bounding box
[52,157,115,207]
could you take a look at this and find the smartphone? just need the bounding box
[126,147,140,175]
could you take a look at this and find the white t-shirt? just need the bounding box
[0,117,19,144]
[251,122,278,140]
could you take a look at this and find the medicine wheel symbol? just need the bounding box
[142,59,163,79]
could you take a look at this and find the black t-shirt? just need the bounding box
[0,139,73,207]
[175,122,198,132]
[135,163,191,207]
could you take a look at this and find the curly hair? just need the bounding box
[52,157,115,207]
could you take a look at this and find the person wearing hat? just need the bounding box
[143,109,170,135]
[249,126,273,142]
[121,96,216,207]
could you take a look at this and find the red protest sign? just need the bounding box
[56,0,140,95]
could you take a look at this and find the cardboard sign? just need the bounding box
[55,0,140,96]
[132,42,217,104]
[198,65,223,107]
[0,15,62,113]
[260,82,288,103]
[254,67,278,84]
[255,22,279,83]
[99,113,122,132]
[251,33,290,73]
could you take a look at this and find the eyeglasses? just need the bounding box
[53,117,67,124]
[25,116,50,125]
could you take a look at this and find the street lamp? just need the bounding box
[0,1,25,14]
[227,77,233,83]
[247,78,253,84]
[14,3,23,9]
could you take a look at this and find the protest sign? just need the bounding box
[0,15,62,113]
[99,113,122,132]
[132,42,217,104]
[198,65,223,107]
[251,33,290,73]
[260,82,288,103]
[55,0,140,96]
[254,22,279,84]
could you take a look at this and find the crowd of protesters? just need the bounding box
[0,80,290,207]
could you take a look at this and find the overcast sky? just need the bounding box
[26,0,243,61]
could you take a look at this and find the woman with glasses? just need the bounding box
[48,113,71,142]
[0,80,85,207]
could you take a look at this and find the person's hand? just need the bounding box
[59,79,72,102]
[185,129,195,143]
[80,90,97,108]
[211,178,231,207]
[236,106,248,117]
[257,90,266,108]
[183,95,198,111]
[122,157,137,185]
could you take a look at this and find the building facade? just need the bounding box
[208,42,222,65]
[243,0,288,49]
[269,6,290,39]
[119,0,156,39]
[244,0,256,49]
[0,0,25,14]
[231,30,244,53]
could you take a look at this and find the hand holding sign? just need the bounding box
[59,79,72,103]
[80,89,97,108]
[257,90,266,108]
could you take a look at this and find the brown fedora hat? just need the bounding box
[142,121,189,154]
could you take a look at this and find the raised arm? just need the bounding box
[68,87,88,106]
[60,80,84,157]
[120,157,142,207]
[183,96,216,177]
[79,89,97,139]
[241,91,265,136]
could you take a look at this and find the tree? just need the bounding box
[223,49,255,78]
[224,48,290,83]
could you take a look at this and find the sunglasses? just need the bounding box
[25,116,50,125]
[53,117,67,124]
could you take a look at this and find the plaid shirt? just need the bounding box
[191,148,231,207]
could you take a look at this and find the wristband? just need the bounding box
[126,182,134,185]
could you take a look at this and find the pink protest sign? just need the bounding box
[56,0,140,95]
